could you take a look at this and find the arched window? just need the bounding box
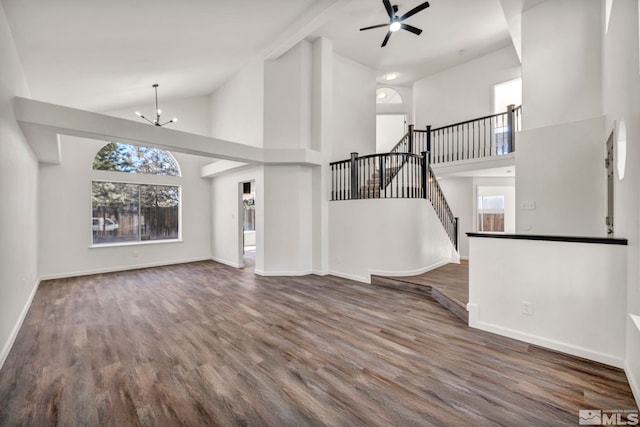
[92,142,180,176]
[376,87,403,104]
[91,142,181,246]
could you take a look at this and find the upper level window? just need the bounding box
[376,87,403,104]
[93,142,180,176]
[492,78,521,114]
[91,142,181,246]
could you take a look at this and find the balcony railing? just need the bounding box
[327,105,522,251]
[390,105,522,164]
[330,151,459,249]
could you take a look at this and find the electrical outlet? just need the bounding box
[520,200,536,210]
[521,301,534,316]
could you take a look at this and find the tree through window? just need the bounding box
[93,142,180,176]
[91,142,181,245]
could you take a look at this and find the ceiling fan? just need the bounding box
[360,0,430,47]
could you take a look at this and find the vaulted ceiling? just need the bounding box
[1,0,517,112]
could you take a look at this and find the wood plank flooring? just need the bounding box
[0,260,637,426]
[373,261,469,322]
[385,261,469,305]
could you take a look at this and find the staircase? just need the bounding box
[329,105,521,251]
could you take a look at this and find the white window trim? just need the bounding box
[91,140,183,247]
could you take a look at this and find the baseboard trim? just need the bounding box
[39,257,213,281]
[369,258,453,280]
[210,256,243,269]
[627,314,640,408]
[459,255,469,261]
[312,269,329,276]
[254,269,313,277]
[469,319,625,369]
[328,270,370,284]
[0,279,41,371]
[625,362,640,410]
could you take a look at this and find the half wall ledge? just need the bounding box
[466,232,627,246]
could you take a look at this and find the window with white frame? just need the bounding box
[493,78,522,155]
[91,142,181,245]
[477,195,505,232]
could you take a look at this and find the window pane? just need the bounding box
[478,195,505,232]
[139,185,179,241]
[92,182,140,244]
[93,142,180,176]
[376,87,403,104]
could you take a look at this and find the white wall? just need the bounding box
[521,0,602,130]
[516,116,605,236]
[38,135,212,278]
[0,3,39,369]
[602,0,640,406]
[311,37,333,275]
[210,166,263,269]
[209,164,313,276]
[209,60,265,148]
[105,94,212,136]
[264,41,312,149]
[261,166,313,275]
[413,45,521,129]
[468,236,627,368]
[329,199,457,283]
[332,54,376,161]
[376,114,406,153]
[438,178,473,258]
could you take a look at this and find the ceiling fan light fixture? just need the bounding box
[360,0,430,47]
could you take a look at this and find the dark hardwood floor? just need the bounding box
[382,261,469,305]
[373,261,470,322]
[0,260,636,426]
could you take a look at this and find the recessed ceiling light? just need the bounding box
[377,91,387,99]
[384,72,399,81]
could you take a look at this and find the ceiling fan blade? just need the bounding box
[399,1,430,21]
[401,23,423,35]
[381,31,392,47]
[383,0,395,19]
[360,23,389,31]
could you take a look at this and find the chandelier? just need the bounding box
[135,84,177,127]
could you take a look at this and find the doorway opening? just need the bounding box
[241,180,256,269]
[606,129,614,235]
